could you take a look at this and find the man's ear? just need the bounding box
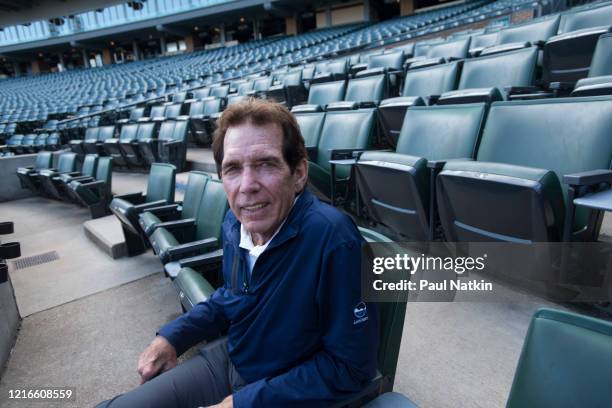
[293,158,309,192]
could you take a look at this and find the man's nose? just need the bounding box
[239,166,260,194]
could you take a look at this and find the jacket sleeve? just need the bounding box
[157,286,231,356]
[232,238,379,407]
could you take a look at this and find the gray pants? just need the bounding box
[95,338,245,408]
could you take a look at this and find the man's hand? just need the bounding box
[202,395,233,408]
[137,336,177,384]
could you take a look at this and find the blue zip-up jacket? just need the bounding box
[158,189,379,407]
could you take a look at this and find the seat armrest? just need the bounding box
[330,148,366,160]
[155,218,196,232]
[177,248,224,269]
[70,176,95,182]
[427,158,472,170]
[563,170,612,187]
[133,199,170,213]
[163,139,183,147]
[80,180,106,189]
[166,238,220,262]
[113,192,144,203]
[549,82,575,91]
[144,203,181,216]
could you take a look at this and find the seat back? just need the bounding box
[81,154,98,177]
[85,127,100,141]
[588,33,612,77]
[22,134,36,147]
[316,109,376,177]
[97,126,115,141]
[498,15,560,44]
[193,88,211,99]
[203,98,222,115]
[165,104,182,119]
[35,151,53,169]
[129,107,145,121]
[34,134,48,147]
[402,62,460,97]
[345,75,385,104]
[558,2,612,34]
[172,92,187,103]
[57,152,78,172]
[194,178,228,242]
[95,157,113,187]
[368,51,404,70]
[427,37,470,59]
[458,47,538,90]
[282,70,303,87]
[237,81,254,95]
[46,133,59,147]
[7,134,23,147]
[327,59,348,76]
[470,31,499,52]
[182,171,209,220]
[396,103,487,160]
[172,120,189,142]
[308,80,346,106]
[506,308,612,408]
[120,124,138,140]
[189,101,205,116]
[210,85,230,98]
[476,97,612,231]
[295,111,326,148]
[226,94,248,107]
[253,76,273,92]
[150,105,166,118]
[158,121,176,141]
[137,122,156,140]
[145,163,176,203]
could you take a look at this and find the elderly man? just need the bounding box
[97,99,378,408]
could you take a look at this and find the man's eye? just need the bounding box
[223,166,238,174]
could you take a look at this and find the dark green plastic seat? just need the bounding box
[16,151,53,192]
[497,15,560,45]
[571,33,612,96]
[71,157,113,219]
[356,103,487,240]
[506,308,612,408]
[119,122,156,168]
[105,124,138,167]
[39,152,78,199]
[294,111,326,148]
[140,120,188,171]
[149,178,227,265]
[343,75,386,107]
[110,163,176,255]
[437,96,612,242]
[426,37,470,60]
[307,80,346,108]
[308,108,376,198]
[139,171,209,236]
[189,97,223,146]
[438,47,538,104]
[58,154,99,202]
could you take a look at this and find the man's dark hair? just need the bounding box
[211,98,307,177]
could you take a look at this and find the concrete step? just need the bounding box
[83,215,127,259]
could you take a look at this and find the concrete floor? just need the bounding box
[0,173,610,407]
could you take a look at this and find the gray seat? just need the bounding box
[356,103,487,240]
[437,96,612,243]
[571,33,612,96]
[109,163,176,255]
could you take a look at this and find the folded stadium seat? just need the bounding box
[505,308,612,408]
[83,126,115,155]
[311,59,349,84]
[119,122,157,168]
[17,134,37,154]
[139,171,209,236]
[291,80,346,113]
[469,31,500,56]
[426,37,471,60]
[294,110,326,148]
[139,120,187,168]
[543,2,612,86]
[44,133,61,151]
[16,151,53,192]
[138,105,166,123]
[163,103,183,120]
[249,76,273,97]
[185,97,223,146]
[378,61,460,146]
[70,127,99,157]
[104,124,138,168]
[109,163,176,255]
[437,47,539,104]
[33,134,48,151]
[5,134,23,154]
[116,107,145,125]
[571,33,612,96]
[57,154,98,202]
[357,51,406,95]
[437,96,612,243]
[39,152,78,199]
[497,15,560,48]
[171,92,187,103]
[327,74,386,110]
[70,157,113,219]
[355,103,487,241]
[149,178,227,265]
[210,84,230,99]
[187,87,211,102]
[265,69,305,108]
[307,108,376,202]
[236,80,254,96]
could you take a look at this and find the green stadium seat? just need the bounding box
[16,151,53,192]
[38,152,78,199]
[70,157,113,219]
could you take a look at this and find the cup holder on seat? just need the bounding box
[0,222,14,235]
[0,242,21,260]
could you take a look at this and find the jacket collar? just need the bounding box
[226,189,316,250]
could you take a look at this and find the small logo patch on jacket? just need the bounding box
[353,302,368,325]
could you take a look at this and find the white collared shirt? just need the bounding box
[238,196,298,274]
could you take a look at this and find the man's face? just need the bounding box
[221,121,308,245]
